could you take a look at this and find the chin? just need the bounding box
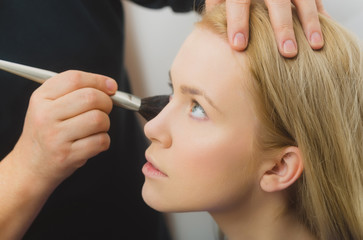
[141,182,168,212]
[141,183,209,214]
[141,182,188,213]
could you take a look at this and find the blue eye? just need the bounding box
[190,101,208,120]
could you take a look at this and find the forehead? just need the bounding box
[171,27,252,112]
[172,27,250,87]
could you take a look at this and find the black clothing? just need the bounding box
[0,0,202,239]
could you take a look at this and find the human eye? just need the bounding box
[190,100,208,120]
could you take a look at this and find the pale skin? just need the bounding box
[142,28,316,240]
[208,0,328,57]
[0,0,326,238]
[0,71,117,239]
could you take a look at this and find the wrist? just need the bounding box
[0,152,60,239]
[1,151,59,199]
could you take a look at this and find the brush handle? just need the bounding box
[0,59,141,111]
[0,59,56,84]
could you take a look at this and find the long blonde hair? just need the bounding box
[198,3,363,240]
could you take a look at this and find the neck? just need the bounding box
[209,190,316,240]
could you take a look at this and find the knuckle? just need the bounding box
[30,106,51,129]
[82,88,99,106]
[64,70,82,78]
[53,145,71,163]
[97,134,111,150]
[104,116,111,131]
[63,70,84,89]
[304,9,320,24]
[41,133,71,163]
[27,98,54,129]
[75,158,89,169]
[28,98,39,114]
[104,98,113,114]
[275,23,294,35]
[87,134,110,155]
[32,112,47,128]
[90,111,109,129]
[29,89,43,106]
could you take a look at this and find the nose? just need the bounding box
[144,100,173,148]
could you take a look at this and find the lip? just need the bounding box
[142,154,168,178]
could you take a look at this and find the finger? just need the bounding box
[39,70,117,100]
[59,110,111,142]
[205,0,223,12]
[68,133,111,167]
[52,87,113,120]
[293,0,324,50]
[265,0,298,58]
[315,0,330,17]
[226,0,251,51]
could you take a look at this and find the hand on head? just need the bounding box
[206,0,328,58]
[10,71,117,186]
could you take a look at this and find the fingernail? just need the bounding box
[106,79,116,93]
[283,40,297,54]
[310,32,322,45]
[233,33,246,49]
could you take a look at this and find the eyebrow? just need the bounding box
[168,71,220,112]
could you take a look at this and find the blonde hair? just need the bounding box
[198,3,363,240]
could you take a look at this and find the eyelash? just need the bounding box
[168,81,173,91]
[168,82,174,101]
[190,100,208,120]
[168,81,208,120]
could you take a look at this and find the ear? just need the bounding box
[260,147,303,193]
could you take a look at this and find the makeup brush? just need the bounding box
[0,59,169,121]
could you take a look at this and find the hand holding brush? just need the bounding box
[0,59,169,121]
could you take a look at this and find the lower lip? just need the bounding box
[142,162,167,178]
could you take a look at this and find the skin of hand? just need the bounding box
[10,70,117,186]
[205,0,329,58]
[0,70,117,239]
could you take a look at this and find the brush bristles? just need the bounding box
[139,95,170,121]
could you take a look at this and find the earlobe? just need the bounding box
[260,147,304,193]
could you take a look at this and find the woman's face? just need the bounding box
[142,27,261,213]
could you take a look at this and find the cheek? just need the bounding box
[188,137,256,209]
[148,127,257,212]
